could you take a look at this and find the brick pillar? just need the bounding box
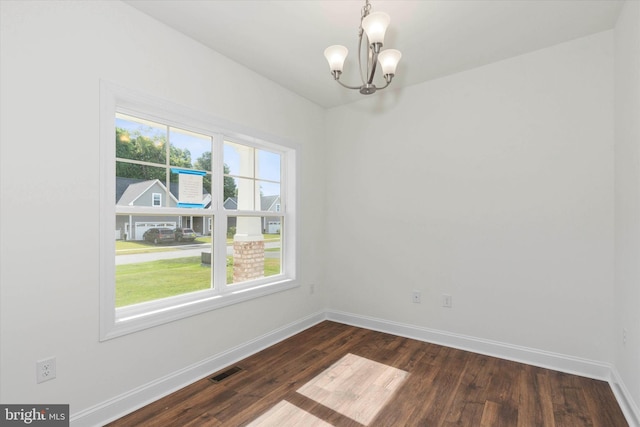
[232,143,264,283]
[233,239,265,283]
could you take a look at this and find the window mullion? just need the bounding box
[212,133,228,292]
[165,125,171,207]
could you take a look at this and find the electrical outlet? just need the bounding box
[36,357,56,383]
[310,284,315,295]
[412,291,421,304]
[442,294,452,308]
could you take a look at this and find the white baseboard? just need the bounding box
[610,367,640,427]
[70,309,640,427]
[325,310,611,379]
[70,311,326,427]
[325,309,640,427]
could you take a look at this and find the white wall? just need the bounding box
[0,0,325,419]
[325,31,615,361]
[614,0,640,413]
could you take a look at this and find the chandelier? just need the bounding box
[324,0,402,95]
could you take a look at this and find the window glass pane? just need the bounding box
[169,127,211,170]
[223,188,239,210]
[171,171,210,209]
[204,171,213,201]
[170,129,213,200]
[115,214,213,307]
[116,114,166,164]
[116,163,170,207]
[256,149,281,182]
[224,141,254,178]
[227,216,282,286]
[258,181,280,201]
[116,162,168,186]
[222,142,279,212]
[223,168,237,202]
[232,177,259,210]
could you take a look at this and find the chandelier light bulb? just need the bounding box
[378,49,402,76]
[324,45,349,72]
[361,11,390,45]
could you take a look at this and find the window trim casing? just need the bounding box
[100,81,298,341]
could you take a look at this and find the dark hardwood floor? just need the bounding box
[108,321,628,426]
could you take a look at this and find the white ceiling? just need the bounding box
[124,0,623,109]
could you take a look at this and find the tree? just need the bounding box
[193,151,212,190]
[116,127,192,182]
[116,128,166,181]
[223,164,237,201]
[170,145,192,169]
[193,152,237,200]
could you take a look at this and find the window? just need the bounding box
[100,82,297,340]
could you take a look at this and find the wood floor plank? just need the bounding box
[582,376,630,427]
[285,392,365,427]
[107,321,628,427]
[516,366,556,427]
[479,400,501,427]
[484,358,521,426]
[444,353,498,426]
[549,371,594,427]
[369,345,438,426]
[410,346,472,426]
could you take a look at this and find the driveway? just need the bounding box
[116,241,281,265]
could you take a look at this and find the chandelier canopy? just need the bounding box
[324,0,402,95]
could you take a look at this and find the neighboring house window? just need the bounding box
[100,82,297,340]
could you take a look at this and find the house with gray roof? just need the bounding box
[116,178,211,240]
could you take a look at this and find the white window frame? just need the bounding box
[100,81,297,340]
[151,192,162,207]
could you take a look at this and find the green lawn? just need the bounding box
[116,256,281,307]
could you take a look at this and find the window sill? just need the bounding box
[100,278,298,341]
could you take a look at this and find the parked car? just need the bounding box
[143,228,175,244]
[174,227,197,242]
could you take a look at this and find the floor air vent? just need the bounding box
[210,366,243,383]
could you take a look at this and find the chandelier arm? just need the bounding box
[367,50,379,84]
[375,80,391,91]
[375,73,395,91]
[358,31,367,85]
[335,79,363,90]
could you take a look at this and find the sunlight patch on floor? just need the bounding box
[297,353,409,425]
[247,353,408,426]
[246,400,333,427]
